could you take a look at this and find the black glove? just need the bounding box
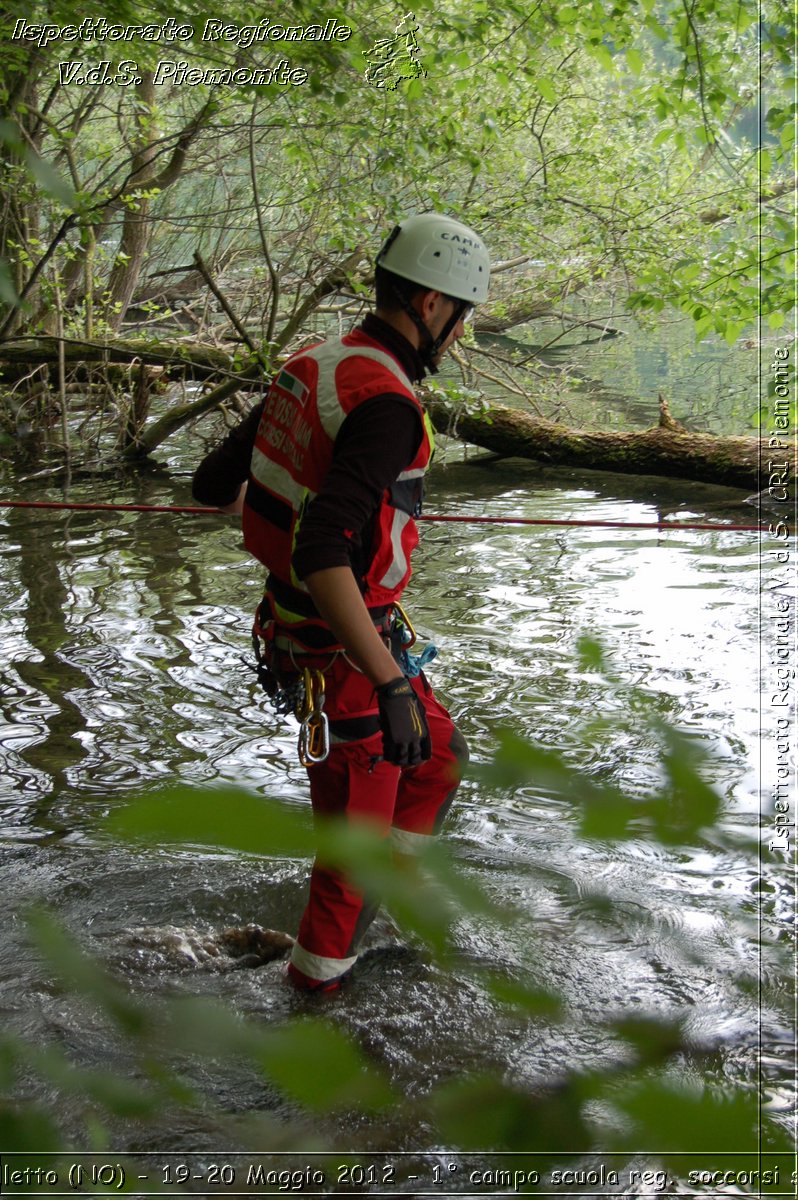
[376,677,432,767]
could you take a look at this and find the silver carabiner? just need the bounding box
[298,710,330,766]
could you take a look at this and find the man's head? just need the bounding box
[374,213,490,372]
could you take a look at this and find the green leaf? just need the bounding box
[612,1016,687,1066]
[0,1114,62,1154]
[590,44,615,72]
[255,1020,394,1112]
[25,1044,162,1119]
[537,78,557,104]
[693,314,714,340]
[734,6,757,33]
[433,1073,593,1154]
[104,785,316,859]
[625,47,643,76]
[0,119,24,151]
[723,320,744,346]
[477,728,638,841]
[611,1080,793,1163]
[485,974,564,1019]
[26,909,151,1038]
[24,150,77,208]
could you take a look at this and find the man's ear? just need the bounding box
[417,289,444,321]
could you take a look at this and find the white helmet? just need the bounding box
[376,212,490,304]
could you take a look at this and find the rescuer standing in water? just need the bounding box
[193,213,491,990]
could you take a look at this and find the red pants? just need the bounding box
[288,658,467,987]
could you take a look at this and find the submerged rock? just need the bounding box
[122,923,294,971]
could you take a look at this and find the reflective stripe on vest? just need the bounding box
[313,342,415,442]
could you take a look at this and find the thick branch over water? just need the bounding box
[0,335,238,380]
[423,393,766,490]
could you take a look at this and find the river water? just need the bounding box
[0,447,793,1193]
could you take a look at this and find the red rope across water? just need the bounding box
[0,498,770,533]
[417,514,768,533]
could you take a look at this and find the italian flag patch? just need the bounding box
[276,369,309,406]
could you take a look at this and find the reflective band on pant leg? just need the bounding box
[390,826,436,855]
[290,940,358,983]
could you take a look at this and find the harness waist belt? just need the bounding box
[266,574,391,623]
[262,575,393,652]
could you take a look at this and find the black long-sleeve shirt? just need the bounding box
[192,315,426,580]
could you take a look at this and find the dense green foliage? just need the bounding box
[0,0,792,349]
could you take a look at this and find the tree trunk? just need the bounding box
[103,88,218,330]
[104,73,157,330]
[423,392,770,490]
[0,32,45,335]
[474,299,556,334]
[0,335,240,380]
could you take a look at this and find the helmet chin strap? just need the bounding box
[390,283,468,375]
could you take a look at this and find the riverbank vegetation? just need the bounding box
[0,0,792,475]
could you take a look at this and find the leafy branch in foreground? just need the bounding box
[1,636,791,1191]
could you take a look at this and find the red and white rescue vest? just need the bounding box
[242,329,433,633]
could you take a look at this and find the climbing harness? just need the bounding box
[391,601,416,647]
[248,598,440,766]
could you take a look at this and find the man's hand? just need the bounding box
[376,677,431,767]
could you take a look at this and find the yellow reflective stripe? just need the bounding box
[423,409,436,461]
[272,599,310,626]
[289,487,312,590]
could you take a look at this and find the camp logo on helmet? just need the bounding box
[439,233,481,248]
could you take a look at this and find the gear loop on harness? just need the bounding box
[250,595,331,765]
[391,600,417,649]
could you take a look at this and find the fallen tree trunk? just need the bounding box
[0,335,242,382]
[423,393,771,490]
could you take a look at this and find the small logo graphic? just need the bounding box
[364,12,426,91]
